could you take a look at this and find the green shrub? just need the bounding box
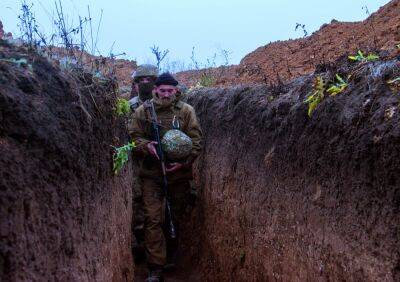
[305,76,325,117]
[115,98,131,116]
[199,72,216,87]
[348,50,379,62]
[327,74,348,96]
[112,141,135,175]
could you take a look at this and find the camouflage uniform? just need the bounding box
[128,95,202,266]
[130,96,145,259]
[129,65,158,261]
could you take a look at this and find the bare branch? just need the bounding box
[150,45,170,70]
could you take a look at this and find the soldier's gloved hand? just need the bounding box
[166,162,183,173]
[147,141,159,160]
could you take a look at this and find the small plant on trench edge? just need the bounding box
[115,98,131,116]
[0,58,33,73]
[305,76,325,117]
[387,77,400,85]
[327,74,349,96]
[199,72,216,87]
[112,141,135,175]
[387,77,400,93]
[348,50,379,63]
[305,74,349,117]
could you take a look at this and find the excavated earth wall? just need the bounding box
[0,41,134,281]
[177,0,400,87]
[187,58,400,281]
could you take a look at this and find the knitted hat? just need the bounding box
[155,72,178,86]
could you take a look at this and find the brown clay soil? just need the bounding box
[135,56,400,281]
[38,45,137,97]
[0,40,134,281]
[186,56,400,281]
[177,0,400,87]
[0,19,137,97]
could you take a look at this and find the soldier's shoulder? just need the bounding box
[134,103,146,115]
[129,96,139,105]
[176,101,195,113]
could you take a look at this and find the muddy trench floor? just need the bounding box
[133,254,202,282]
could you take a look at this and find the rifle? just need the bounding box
[148,101,177,239]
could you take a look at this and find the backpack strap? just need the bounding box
[143,100,154,122]
[172,115,180,130]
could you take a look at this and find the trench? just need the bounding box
[135,59,400,281]
[1,39,400,282]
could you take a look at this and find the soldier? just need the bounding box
[128,73,202,282]
[129,64,158,263]
[129,64,159,111]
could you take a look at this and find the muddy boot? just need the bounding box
[163,252,177,272]
[132,233,146,263]
[146,264,164,282]
[164,237,178,272]
[132,196,146,264]
[163,248,177,272]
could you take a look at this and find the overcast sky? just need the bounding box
[1,0,390,69]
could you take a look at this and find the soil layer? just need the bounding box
[177,0,400,87]
[186,58,400,281]
[0,41,134,281]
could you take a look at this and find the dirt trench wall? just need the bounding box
[0,43,134,281]
[177,0,400,87]
[187,60,400,281]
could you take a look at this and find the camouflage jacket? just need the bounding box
[128,98,203,181]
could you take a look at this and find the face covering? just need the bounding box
[138,82,154,101]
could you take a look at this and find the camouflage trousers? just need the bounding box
[141,177,191,266]
[132,175,145,260]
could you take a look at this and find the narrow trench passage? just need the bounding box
[132,55,400,281]
[132,220,204,281]
[130,176,205,281]
[134,259,202,282]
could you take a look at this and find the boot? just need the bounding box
[163,250,177,272]
[146,264,164,282]
[131,229,145,264]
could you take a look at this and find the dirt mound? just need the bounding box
[0,41,134,281]
[0,18,136,95]
[177,0,400,87]
[43,46,137,94]
[186,56,400,280]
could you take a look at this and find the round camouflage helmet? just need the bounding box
[132,64,158,80]
[177,84,188,94]
[161,129,193,160]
